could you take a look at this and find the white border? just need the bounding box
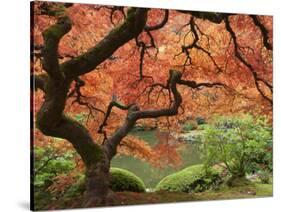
[0,0,279,211]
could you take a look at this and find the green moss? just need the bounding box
[155,164,221,192]
[126,8,137,19]
[44,25,62,39]
[41,3,67,17]
[62,115,104,165]
[43,16,71,40]
[64,168,145,198]
[39,182,273,209]
[110,168,146,192]
[227,176,252,187]
[255,183,273,196]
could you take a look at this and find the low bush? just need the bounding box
[182,121,198,132]
[64,167,146,198]
[197,124,208,130]
[155,164,222,193]
[196,117,206,125]
[199,115,272,178]
[110,168,146,192]
[258,170,271,184]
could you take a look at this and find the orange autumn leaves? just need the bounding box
[32,3,272,168]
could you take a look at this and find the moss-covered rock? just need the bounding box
[64,168,145,197]
[110,168,146,192]
[155,164,222,193]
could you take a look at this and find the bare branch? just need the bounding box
[250,15,272,51]
[69,78,105,120]
[177,10,228,24]
[224,16,272,105]
[144,10,169,31]
[178,79,227,89]
[178,17,222,72]
[60,8,148,79]
[134,30,158,82]
[104,70,183,159]
[34,154,60,176]
[98,100,133,134]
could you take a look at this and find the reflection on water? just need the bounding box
[111,130,202,188]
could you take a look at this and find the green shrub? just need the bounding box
[34,146,76,188]
[197,124,208,130]
[155,164,222,193]
[110,168,146,192]
[199,114,272,178]
[182,121,198,132]
[33,146,77,210]
[64,167,146,197]
[196,117,206,125]
[259,170,271,184]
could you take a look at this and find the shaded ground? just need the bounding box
[46,182,272,210]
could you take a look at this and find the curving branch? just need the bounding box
[178,79,227,90]
[144,10,169,31]
[42,16,71,81]
[134,29,158,82]
[109,6,126,25]
[36,2,73,17]
[103,69,231,160]
[177,10,228,24]
[250,15,272,51]
[224,16,272,105]
[98,100,133,134]
[104,70,182,159]
[93,6,125,24]
[35,8,149,168]
[137,41,146,80]
[60,8,148,79]
[34,9,150,204]
[178,17,222,72]
[69,78,105,120]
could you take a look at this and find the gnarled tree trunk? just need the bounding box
[83,152,114,207]
[33,5,230,207]
[34,8,148,206]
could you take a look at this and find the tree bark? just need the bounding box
[33,7,232,207]
[83,152,115,207]
[34,8,148,206]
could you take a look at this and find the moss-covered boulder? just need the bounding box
[110,168,146,192]
[155,164,222,193]
[64,168,145,197]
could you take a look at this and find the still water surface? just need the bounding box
[111,130,202,188]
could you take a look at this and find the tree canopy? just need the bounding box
[31,1,272,206]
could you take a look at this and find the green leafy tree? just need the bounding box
[200,115,272,179]
[34,146,76,188]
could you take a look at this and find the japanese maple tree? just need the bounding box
[31,2,272,206]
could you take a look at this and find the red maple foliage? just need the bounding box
[31,2,272,205]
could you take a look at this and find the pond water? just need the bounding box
[111,129,202,188]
